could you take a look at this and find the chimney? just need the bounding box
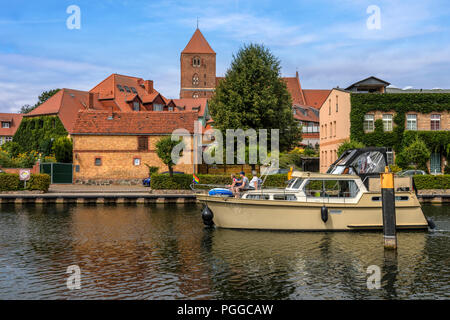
[144,80,153,94]
[88,92,94,109]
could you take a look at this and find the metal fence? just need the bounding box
[40,162,73,184]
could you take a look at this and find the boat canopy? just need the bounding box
[291,171,359,180]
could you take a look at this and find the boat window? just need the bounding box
[351,151,386,175]
[372,196,409,202]
[287,179,303,189]
[246,194,270,200]
[273,194,297,201]
[304,180,360,198]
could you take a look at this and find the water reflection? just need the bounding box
[0,203,448,299]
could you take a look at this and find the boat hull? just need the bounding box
[197,193,429,231]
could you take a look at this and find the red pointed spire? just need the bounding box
[182,29,215,54]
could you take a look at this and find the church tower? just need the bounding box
[180,28,216,99]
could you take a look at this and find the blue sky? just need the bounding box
[0,0,449,112]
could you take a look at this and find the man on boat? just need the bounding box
[249,171,262,191]
[233,172,249,197]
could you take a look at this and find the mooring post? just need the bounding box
[381,166,397,249]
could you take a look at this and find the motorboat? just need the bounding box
[196,148,432,231]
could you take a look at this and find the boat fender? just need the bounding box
[202,205,214,227]
[426,217,436,230]
[321,206,328,223]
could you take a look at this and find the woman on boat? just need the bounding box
[233,172,249,197]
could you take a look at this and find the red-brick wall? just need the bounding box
[180,53,216,99]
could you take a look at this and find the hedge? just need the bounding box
[150,173,289,190]
[0,173,51,192]
[413,175,450,190]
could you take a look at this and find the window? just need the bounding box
[153,104,163,111]
[304,180,360,198]
[117,85,124,92]
[386,148,394,165]
[138,136,148,151]
[336,95,339,112]
[192,74,199,86]
[193,56,201,67]
[1,122,10,128]
[364,114,374,132]
[133,158,141,166]
[383,114,393,132]
[124,86,131,93]
[329,122,332,138]
[334,121,336,136]
[406,114,417,131]
[168,106,174,111]
[133,101,140,111]
[192,92,199,99]
[131,87,137,94]
[95,158,102,166]
[329,99,331,115]
[431,114,440,130]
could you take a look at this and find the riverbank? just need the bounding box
[0,184,448,204]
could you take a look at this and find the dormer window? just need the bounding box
[124,86,131,93]
[193,56,201,67]
[153,104,163,111]
[133,101,140,111]
[131,87,137,94]
[117,85,124,92]
[1,122,10,128]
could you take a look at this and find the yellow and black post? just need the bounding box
[381,166,397,249]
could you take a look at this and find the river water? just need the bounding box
[0,203,448,300]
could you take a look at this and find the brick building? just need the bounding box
[0,113,22,145]
[180,29,330,146]
[319,77,450,173]
[71,111,198,183]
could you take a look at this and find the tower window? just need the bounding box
[192,74,199,86]
[193,92,199,98]
[193,56,201,67]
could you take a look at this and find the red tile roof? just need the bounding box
[25,89,105,133]
[172,98,208,116]
[182,29,215,54]
[90,74,165,112]
[72,111,198,135]
[0,113,23,136]
[303,89,331,109]
[282,76,306,105]
[292,105,319,123]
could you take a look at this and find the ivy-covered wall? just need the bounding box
[350,93,450,156]
[13,116,68,153]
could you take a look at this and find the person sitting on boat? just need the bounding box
[249,171,262,191]
[227,174,241,190]
[233,171,249,196]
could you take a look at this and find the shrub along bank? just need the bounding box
[150,174,288,190]
[0,173,51,192]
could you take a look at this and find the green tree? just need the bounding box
[155,137,184,177]
[208,44,301,153]
[395,137,430,171]
[53,137,73,163]
[19,89,60,114]
[337,140,366,157]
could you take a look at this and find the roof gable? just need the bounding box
[182,29,215,54]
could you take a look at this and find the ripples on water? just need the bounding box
[0,203,449,300]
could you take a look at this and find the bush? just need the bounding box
[389,164,402,173]
[413,175,450,190]
[150,174,193,190]
[53,137,73,163]
[0,173,51,192]
[0,173,21,191]
[337,140,365,157]
[145,164,159,176]
[150,173,289,190]
[27,174,51,192]
[395,137,430,171]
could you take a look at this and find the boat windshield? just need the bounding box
[287,178,304,189]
